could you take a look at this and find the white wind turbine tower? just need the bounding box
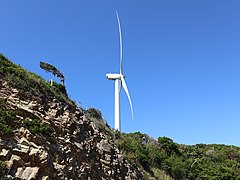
[106,11,134,131]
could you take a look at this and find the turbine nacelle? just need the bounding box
[106,73,124,80]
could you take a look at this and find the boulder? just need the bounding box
[0,148,11,161]
[15,167,39,180]
[19,137,30,146]
[5,155,21,169]
[12,144,29,155]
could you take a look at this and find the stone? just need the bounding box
[53,163,65,171]
[29,148,39,157]
[28,101,39,110]
[42,175,49,180]
[15,167,24,179]
[15,167,39,180]
[49,109,58,117]
[12,144,29,158]
[19,137,30,146]
[105,154,111,161]
[5,155,21,169]
[19,100,29,105]
[100,159,111,165]
[32,135,45,145]
[97,139,111,153]
[74,142,83,150]
[0,148,11,161]
[39,149,48,162]
[5,175,14,179]
[9,155,21,165]
[63,110,70,116]
[30,141,39,149]
[17,103,34,114]
[18,127,31,138]
[24,167,39,179]
[65,138,71,143]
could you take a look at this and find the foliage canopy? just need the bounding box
[115,132,240,179]
[40,61,65,85]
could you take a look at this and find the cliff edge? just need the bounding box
[0,54,143,179]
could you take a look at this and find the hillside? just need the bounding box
[0,54,142,179]
[0,54,240,179]
[115,133,240,179]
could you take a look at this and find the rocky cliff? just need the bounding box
[0,55,143,179]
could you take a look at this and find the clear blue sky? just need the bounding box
[1,1,240,146]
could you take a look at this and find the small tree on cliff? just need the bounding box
[40,61,65,85]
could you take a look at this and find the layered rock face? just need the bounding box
[0,80,142,180]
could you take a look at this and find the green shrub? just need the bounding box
[52,81,67,96]
[115,132,240,180]
[0,123,13,134]
[23,118,50,135]
[85,108,103,120]
[158,136,180,155]
[0,109,16,135]
[115,132,153,170]
[0,161,6,178]
[0,99,7,110]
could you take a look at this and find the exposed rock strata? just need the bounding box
[0,79,143,179]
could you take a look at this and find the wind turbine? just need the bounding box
[106,11,133,131]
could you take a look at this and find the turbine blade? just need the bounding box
[121,76,134,122]
[116,11,123,74]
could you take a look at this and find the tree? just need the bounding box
[40,61,65,85]
[158,136,180,155]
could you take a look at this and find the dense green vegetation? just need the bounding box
[0,54,74,106]
[115,132,240,179]
[85,107,103,120]
[51,81,67,96]
[22,118,51,135]
[0,110,15,135]
[0,99,16,135]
